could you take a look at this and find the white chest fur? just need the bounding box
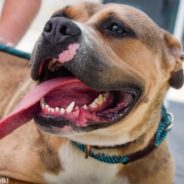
[43,142,130,184]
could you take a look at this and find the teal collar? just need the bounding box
[72,106,173,165]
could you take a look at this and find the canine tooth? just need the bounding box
[55,107,60,112]
[66,102,75,113]
[97,94,103,104]
[60,108,65,114]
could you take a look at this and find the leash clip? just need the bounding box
[85,145,91,159]
[166,112,174,131]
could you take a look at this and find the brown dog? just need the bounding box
[0,2,183,184]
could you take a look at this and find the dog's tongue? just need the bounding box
[0,77,80,139]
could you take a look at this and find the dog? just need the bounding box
[0,2,183,184]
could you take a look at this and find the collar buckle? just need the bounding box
[166,112,174,131]
[85,145,91,159]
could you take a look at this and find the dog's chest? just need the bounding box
[43,143,130,184]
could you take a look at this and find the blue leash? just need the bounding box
[72,106,173,165]
[0,44,31,60]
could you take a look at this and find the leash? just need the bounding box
[0,44,31,60]
[72,106,173,165]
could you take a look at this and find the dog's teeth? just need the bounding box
[55,107,60,112]
[98,94,103,104]
[93,98,99,105]
[66,102,75,113]
[98,93,109,104]
[60,108,65,114]
[47,107,51,112]
[82,105,88,110]
[50,108,55,113]
[89,102,98,108]
[89,92,109,108]
[95,94,103,105]
[41,103,45,109]
[89,95,102,108]
[90,100,98,108]
[102,92,109,99]
[45,105,49,109]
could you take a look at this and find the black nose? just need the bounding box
[42,17,81,44]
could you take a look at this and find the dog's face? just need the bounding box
[31,2,183,146]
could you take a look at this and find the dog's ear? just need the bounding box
[162,30,184,89]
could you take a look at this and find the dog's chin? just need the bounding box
[31,42,141,136]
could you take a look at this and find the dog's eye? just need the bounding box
[101,21,135,38]
[107,23,128,36]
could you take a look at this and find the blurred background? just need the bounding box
[0,0,184,182]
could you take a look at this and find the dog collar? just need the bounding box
[72,106,173,165]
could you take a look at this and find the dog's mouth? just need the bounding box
[31,43,140,133]
[0,42,140,139]
[35,80,137,132]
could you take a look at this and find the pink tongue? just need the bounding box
[0,77,80,139]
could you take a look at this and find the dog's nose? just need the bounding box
[42,17,81,44]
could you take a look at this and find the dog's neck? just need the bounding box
[72,106,173,165]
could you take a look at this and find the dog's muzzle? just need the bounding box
[0,16,142,139]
